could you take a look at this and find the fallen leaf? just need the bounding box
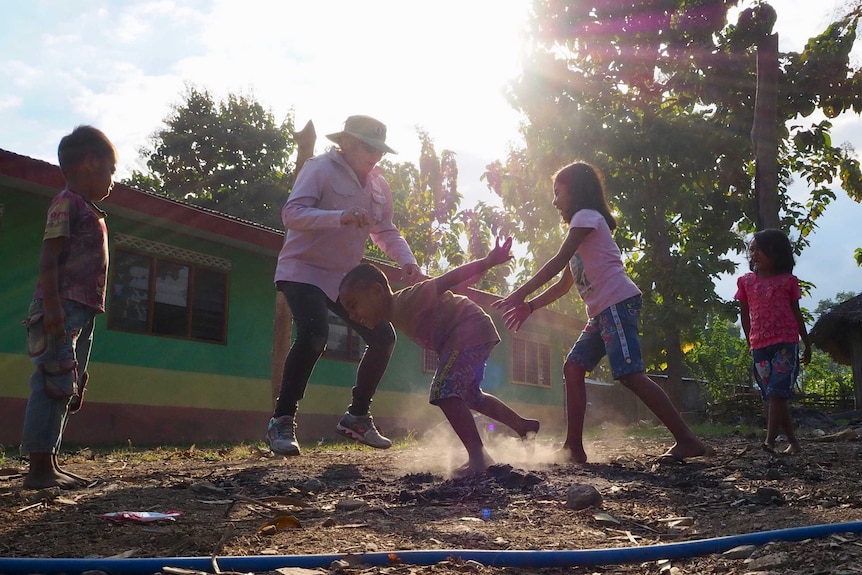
[257,514,302,534]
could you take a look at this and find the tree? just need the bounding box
[684,315,751,403]
[489,0,862,387]
[125,86,296,229]
[373,130,464,277]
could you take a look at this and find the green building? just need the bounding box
[0,148,582,447]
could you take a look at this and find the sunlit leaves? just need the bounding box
[124,86,296,229]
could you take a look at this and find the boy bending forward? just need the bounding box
[339,237,539,476]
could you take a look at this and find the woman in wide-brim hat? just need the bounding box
[267,114,421,457]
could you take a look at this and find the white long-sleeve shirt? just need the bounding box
[274,149,417,301]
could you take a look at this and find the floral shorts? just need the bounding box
[567,295,645,379]
[752,343,799,400]
[428,343,496,409]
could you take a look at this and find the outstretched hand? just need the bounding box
[500,302,532,332]
[491,290,524,313]
[486,236,514,267]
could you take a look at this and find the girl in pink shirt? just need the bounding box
[735,229,811,455]
[494,161,713,464]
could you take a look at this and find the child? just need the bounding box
[492,161,713,464]
[339,237,540,477]
[20,125,116,489]
[735,229,811,455]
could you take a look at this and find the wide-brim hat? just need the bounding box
[326,115,397,155]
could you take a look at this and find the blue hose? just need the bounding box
[2,520,861,575]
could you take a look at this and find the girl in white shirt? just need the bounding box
[493,161,713,464]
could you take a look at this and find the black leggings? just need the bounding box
[274,281,396,418]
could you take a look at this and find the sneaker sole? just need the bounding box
[335,424,392,449]
[265,439,301,457]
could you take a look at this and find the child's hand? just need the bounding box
[491,292,523,313]
[42,300,66,337]
[485,236,513,267]
[500,302,532,332]
[801,343,812,365]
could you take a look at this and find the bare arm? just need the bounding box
[500,266,575,332]
[432,237,512,296]
[739,301,751,348]
[492,226,591,312]
[792,300,812,364]
[38,237,66,336]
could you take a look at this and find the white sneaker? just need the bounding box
[336,412,392,449]
[265,415,300,456]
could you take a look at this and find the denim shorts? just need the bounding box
[752,342,799,400]
[20,298,96,455]
[567,295,645,379]
[428,343,496,409]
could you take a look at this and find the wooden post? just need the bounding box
[751,33,780,230]
[852,330,862,410]
[270,121,317,406]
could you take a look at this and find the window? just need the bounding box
[422,348,439,373]
[324,311,364,361]
[512,335,552,387]
[108,247,229,343]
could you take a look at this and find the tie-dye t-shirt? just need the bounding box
[34,189,109,312]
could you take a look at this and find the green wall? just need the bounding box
[1,182,573,418]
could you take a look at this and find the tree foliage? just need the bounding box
[487,0,862,384]
[684,314,752,402]
[124,86,296,229]
[376,130,464,276]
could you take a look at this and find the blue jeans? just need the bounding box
[20,299,95,455]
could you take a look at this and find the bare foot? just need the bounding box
[520,419,540,439]
[662,439,716,461]
[23,470,82,490]
[554,446,587,464]
[783,442,801,455]
[452,461,490,478]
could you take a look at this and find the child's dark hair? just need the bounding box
[339,262,391,294]
[750,229,795,273]
[57,125,117,174]
[553,161,616,230]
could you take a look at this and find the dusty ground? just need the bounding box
[2,417,862,575]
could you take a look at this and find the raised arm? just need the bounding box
[433,237,513,296]
[499,266,575,332]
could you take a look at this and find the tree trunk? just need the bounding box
[852,330,862,410]
[752,33,780,230]
[270,120,317,406]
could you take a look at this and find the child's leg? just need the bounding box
[21,300,94,489]
[619,372,713,459]
[436,397,494,476]
[472,392,539,438]
[756,344,799,453]
[769,397,800,453]
[561,361,588,463]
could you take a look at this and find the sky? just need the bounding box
[1,0,860,313]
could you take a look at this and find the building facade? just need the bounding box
[0,149,583,448]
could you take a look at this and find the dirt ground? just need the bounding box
[2,417,862,575]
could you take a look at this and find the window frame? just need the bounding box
[511,333,552,388]
[107,243,230,344]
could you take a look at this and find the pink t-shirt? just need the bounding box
[389,279,500,354]
[568,210,641,318]
[734,272,802,350]
[34,189,109,312]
